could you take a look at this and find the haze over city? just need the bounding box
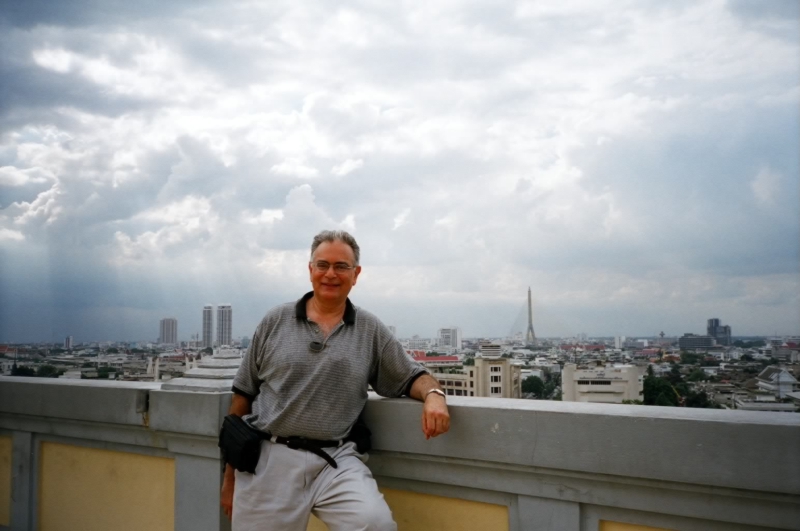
[0,0,798,343]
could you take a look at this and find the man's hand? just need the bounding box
[409,374,450,439]
[221,394,251,521]
[221,465,235,520]
[422,392,450,439]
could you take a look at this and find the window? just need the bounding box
[470,381,474,388]
[491,375,501,383]
[490,386,501,394]
[455,381,462,387]
[469,371,473,377]
[578,380,591,385]
[446,389,454,395]
[490,367,501,373]
[470,392,474,396]
[590,380,611,385]
[455,389,463,396]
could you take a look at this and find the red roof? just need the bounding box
[413,356,459,363]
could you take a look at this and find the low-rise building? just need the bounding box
[679,334,715,350]
[562,363,643,404]
[756,367,798,399]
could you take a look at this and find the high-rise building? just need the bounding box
[202,305,214,348]
[217,304,232,347]
[159,318,178,345]
[64,336,73,350]
[388,325,397,337]
[437,327,462,350]
[526,287,537,344]
[707,318,732,346]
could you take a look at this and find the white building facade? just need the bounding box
[438,327,462,350]
[562,364,643,404]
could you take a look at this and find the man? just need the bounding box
[221,230,450,531]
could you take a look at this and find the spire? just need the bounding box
[526,287,536,344]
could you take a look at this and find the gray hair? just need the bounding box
[310,230,361,266]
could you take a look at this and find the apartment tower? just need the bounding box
[217,304,232,347]
[202,305,214,348]
[159,318,178,345]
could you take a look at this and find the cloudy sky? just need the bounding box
[0,0,798,344]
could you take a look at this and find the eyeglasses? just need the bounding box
[311,261,356,273]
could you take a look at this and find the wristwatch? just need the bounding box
[425,388,446,400]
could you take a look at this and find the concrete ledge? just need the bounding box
[0,377,157,427]
[149,390,231,437]
[364,395,800,496]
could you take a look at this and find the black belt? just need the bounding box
[269,435,344,469]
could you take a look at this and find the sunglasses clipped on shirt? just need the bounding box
[311,261,356,274]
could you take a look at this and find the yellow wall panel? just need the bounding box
[308,488,508,531]
[39,442,174,531]
[0,436,11,527]
[601,521,674,531]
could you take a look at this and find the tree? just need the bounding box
[463,358,475,366]
[97,367,115,379]
[687,369,708,382]
[643,374,679,407]
[685,390,715,408]
[522,376,545,398]
[11,365,36,377]
[107,347,119,353]
[36,365,62,378]
[202,347,213,355]
[680,352,702,365]
[655,392,674,406]
[664,365,683,385]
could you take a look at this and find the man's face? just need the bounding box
[308,240,362,303]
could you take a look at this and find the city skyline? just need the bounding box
[0,1,798,343]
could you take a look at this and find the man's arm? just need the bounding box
[220,393,253,520]
[409,373,450,440]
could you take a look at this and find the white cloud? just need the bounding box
[331,158,363,176]
[751,167,782,206]
[0,166,54,186]
[270,159,319,178]
[392,208,410,230]
[32,48,75,73]
[0,228,25,242]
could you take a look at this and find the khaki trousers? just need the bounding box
[233,440,396,531]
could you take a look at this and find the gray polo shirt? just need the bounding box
[232,292,427,440]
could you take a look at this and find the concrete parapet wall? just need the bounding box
[0,376,798,531]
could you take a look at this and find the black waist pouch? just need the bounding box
[347,413,372,454]
[219,415,266,474]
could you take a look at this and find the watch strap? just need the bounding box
[425,388,446,400]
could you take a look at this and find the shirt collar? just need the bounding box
[295,291,356,325]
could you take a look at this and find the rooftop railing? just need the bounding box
[0,375,798,531]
